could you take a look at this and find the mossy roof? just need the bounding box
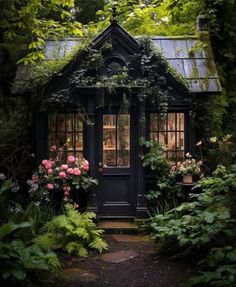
[12,36,221,94]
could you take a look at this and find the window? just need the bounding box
[48,114,83,159]
[150,113,185,162]
[103,114,130,167]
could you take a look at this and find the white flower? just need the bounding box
[0,173,6,181]
[210,136,217,143]
[196,141,202,146]
[161,16,169,23]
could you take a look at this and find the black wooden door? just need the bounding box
[96,110,137,217]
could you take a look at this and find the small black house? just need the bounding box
[12,16,221,218]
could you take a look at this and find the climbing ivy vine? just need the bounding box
[42,36,187,119]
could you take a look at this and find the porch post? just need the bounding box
[136,103,149,218]
[86,95,98,213]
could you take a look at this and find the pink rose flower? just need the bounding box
[59,171,67,179]
[73,168,81,176]
[61,164,68,170]
[42,159,48,166]
[47,183,54,190]
[67,155,76,164]
[64,191,69,196]
[45,162,52,170]
[50,145,57,151]
[82,164,89,172]
[67,168,74,175]
[48,169,53,174]
[84,160,89,166]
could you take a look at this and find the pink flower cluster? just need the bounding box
[39,152,90,201]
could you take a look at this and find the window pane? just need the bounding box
[177,113,184,130]
[75,134,83,151]
[66,114,73,131]
[168,132,176,150]
[75,114,83,131]
[57,114,65,131]
[117,115,130,167]
[159,132,166,145]
[176,151,184,161]
[66,133,73,151]
[150,112,185,163]
[103,114,130,167]
[167,151,176,162]
[158,117,166,131]
[150,132,157,141]
[177,132,184,150]
[48,114,83,158]
[168,113,176,131]
[103,151,116,167]
[103,115,116,167]
[150,114,158,131]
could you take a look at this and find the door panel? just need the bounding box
[97,111,136,217]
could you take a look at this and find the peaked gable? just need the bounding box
[11,22,221,95]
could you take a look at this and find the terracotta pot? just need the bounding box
[183,174,193,183]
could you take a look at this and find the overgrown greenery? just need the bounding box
[139,138,184,213]
[0,220,60,282]
[0,173,106,285]
[0,177,60,284]
[35,204,108,257]
[42,36,185,118]
[0,0,83,65]
[146,165,236,286]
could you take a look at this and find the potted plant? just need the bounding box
[171,153,202,183]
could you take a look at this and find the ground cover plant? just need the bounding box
[0,152,106,286]
[35,204,108,257]
[139,138,186,213]
[146,164,236,286]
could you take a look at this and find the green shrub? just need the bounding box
[139,138,184,213]
[185,246,236,287]
[0,221,60,282]
[147,168,236,250]
[35,204,108,257]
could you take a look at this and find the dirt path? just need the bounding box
[56,234,196,287]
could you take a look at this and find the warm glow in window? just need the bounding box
[48,114,83,159]
[150,113,185,162]
[103,114,130,167]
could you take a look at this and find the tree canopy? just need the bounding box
[0,0,235,140]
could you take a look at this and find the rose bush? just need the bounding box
[28,147,98,211]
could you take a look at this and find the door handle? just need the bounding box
[98,162,103,173]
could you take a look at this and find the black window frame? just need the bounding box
[149,111,186,163]
[48,113,84,160]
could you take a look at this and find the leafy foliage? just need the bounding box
[49,36,185,116]
[145,165,236,286]
[35,204,108,257]
[186,246,236,287]
[148,168,236,248]
[0,220,60,282]
[0,0,83,65]
[139,138,183,213]
[95,0,205,36]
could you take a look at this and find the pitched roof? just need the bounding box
[12,32,221,94]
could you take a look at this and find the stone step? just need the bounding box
[98,220,139,234]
